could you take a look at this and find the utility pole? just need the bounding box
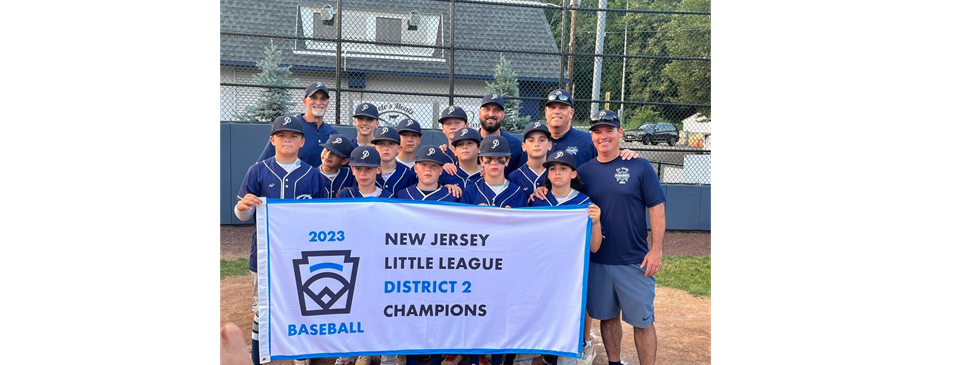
[590,0,607,117]
[619,0,628,119]
[565,0,578,92]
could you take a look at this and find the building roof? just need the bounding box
[221,0,562,81]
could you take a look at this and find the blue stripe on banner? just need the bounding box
[269,349,580,360]
[309,262,344,272]
[580,217,592,358]
[263,197,587,210]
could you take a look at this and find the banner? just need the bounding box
[256,198,591,363]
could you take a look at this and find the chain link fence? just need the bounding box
[221,0,710,184]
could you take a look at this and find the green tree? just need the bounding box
[662,0,710,117]
[486,54,531,132]
[242,41,299,122]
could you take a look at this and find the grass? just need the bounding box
[657,255,711,297]
[221,258,249,280]
[219,255,711,297]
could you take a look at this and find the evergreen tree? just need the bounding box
[242,41,299,122]
[485,54,531,132]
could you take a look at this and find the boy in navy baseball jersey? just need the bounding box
[317,134,357,198]
[235,115,327,365]
[352,102,380,147]
[395,145,462,202]
[396,118,423,169]
[444,127,484,189]
[460,134,526,208]
[372,126,417,195]
[523,150,603,365]
[337,145,394,198]
[438,106,469,166]
[508,121,552,203]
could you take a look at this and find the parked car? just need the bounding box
[623,123,679,146]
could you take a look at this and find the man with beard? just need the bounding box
[476,93,523,175]
[255,82,337,168]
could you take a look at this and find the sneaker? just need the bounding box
[335,357,357,365]
[577,342,596,365]
[441,355,463,365]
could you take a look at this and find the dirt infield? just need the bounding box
[221,225,710,365]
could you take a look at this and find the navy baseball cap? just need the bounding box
[545,89,573,107]
[372,126,401,144]
[543,150,578,170]
[589,109,621,130]
[414,145,446,165]
[304,82,330,99]
[320,134,355,158]
[480,93,504,109]
[349,145,381,167]
[397,118,423,136]
[451,127,481,146]
[522,120,550,140]
[353,103,379,119]
[270,115,304,135]
[479,135,511,157]
[438,105,468,123]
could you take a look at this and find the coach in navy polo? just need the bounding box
[541,89,597,167]
[256,82,337,168]
[477,93,524,175]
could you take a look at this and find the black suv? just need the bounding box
[623,123,679,146]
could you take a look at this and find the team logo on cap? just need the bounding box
[381,127,388,134]
[448,106,456,113]
[492,94,499,99]
[407,120,414,126]
[361,150,370,159]
[599,111,606,117]
[295,194,314,199]
[333,137,342,144]
[554,90,563,96]
[492,139,500,149]
[292,251,360,316]
[534,122,541,128]
[283,117,292,125]
[555,151,564,158]
[361,104,369,111]
[461,129,469,136]
[316,82,323,87]
[427,148,435,156]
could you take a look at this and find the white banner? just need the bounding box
[256,199,591,363]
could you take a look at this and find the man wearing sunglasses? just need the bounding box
[541,89,638,168]
[255,82,338,168]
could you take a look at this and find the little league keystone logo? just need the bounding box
[292,251,360,316]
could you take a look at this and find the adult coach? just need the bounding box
[256,82,337,168]
[577,109,666,365]
[541,89,597,167]
[477,93,523,175]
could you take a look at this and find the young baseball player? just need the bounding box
[508,121,552,203]
[527,150,603,365]
[337,145,395,198]
[317,134,357,198]
[437,105,469,165]
[395,118,423,169]
[452,134,519,365]
[372,126,417,195]
[352,102,380,147]
[444,127,484,189]
[234,116,327,365]
[394,145,462,202]
[460,134,526,208]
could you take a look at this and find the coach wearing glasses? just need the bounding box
[255,82,338,168]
